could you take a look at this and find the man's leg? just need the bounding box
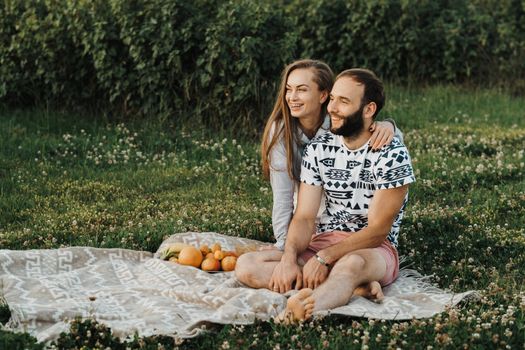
[353,281,384,302]
[281,248,387,322]
[235,250,283,289]
[299,231,384,302]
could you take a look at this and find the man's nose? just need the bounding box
[327,100,336,114]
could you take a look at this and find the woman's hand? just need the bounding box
[369,120,395,150]
[269,257,302,293]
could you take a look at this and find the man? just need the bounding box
[235,68,415,322]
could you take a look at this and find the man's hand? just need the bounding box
[302,255,329,289]
[268,257,302,293]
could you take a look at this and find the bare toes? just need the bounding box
[352,285,368,297]
[285,288,315,323]
[369,281,384,302]
[296,288,314,299]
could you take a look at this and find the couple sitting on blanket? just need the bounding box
[235,61,416,323]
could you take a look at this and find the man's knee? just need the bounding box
[332,253,366,276]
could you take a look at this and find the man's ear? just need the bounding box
[363,102,377,121]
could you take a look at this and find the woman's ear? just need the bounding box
[319,90,329,104]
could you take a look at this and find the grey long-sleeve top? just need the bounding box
[269,116,403,250]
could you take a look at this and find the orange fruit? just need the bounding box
[177,246,203,268]
[211,243,222,253]
[205,252,215,259]
[199,244,210,255]
[223,250,238,258]
[214,250,226,261]
[201,257,221,271]
[221,256,237,271]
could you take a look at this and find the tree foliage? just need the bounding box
[0,0,523,127]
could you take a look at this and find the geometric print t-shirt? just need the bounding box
[300,132,416,248]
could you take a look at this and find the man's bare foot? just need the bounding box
[352,281,384,303]
[275,288,315,324]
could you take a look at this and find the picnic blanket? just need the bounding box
[0,232,477,343]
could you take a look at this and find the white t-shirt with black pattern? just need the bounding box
[300,132,416,248]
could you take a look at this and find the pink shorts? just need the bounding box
[298,231,399,287]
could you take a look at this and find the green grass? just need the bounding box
[0,84,524,349]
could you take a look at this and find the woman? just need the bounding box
[261,59,402,250]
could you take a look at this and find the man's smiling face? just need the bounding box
[328,77,367,137]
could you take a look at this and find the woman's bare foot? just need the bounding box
[352,281,384,303]
[275,288,315,324]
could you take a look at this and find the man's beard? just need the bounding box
[330,104,365,138]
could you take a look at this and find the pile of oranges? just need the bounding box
[160,242,239,272]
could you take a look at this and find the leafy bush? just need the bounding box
[289,0,525,87]
[0,0,295,130]
[0,0,89,106]
[193,0,297,130]
[0,0,523,127]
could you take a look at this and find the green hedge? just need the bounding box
[0,0,296,129]
[289,0,525,85]
[0,0,523,128]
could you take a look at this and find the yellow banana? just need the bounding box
[167,242,192,254]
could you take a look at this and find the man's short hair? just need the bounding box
[336,68,385,119]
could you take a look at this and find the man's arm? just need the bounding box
[316,185,408,265]
[268,182,323,293]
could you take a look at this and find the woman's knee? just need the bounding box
[235,252,263,284]
[235,253,253,281]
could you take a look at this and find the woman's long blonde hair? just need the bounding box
[261,59,334,181]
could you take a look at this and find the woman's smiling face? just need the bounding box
[285,68,328,122]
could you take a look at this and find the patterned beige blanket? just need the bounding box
[0,232,476,343]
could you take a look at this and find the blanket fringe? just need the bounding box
[397,268,444,294]
[399,255,416,269]
[398,256,445,294]
[0,298,25,332]
[6,309,21,329]
[398,265,481,304]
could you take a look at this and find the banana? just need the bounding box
[160,242,191,260]
[167,242,192,253]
